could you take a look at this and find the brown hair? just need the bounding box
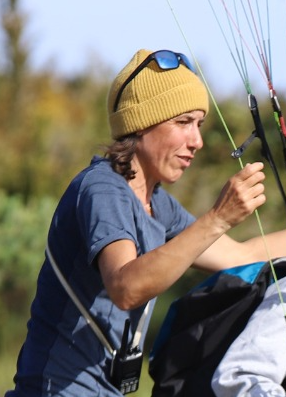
[104,134,139,181]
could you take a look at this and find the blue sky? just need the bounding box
[19,0,286,100]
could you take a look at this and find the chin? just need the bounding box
[163,173,184,184]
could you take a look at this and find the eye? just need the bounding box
[176,117,193,125]
[177,119,189,124]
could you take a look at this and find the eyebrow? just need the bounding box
[174,113,205,121]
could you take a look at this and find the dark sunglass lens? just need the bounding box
[154,50,179,70]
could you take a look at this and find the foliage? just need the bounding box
[0,0,112,201]
[1,0,286,393]
[0,192,56,349]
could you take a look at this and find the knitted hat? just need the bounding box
[108,49,209,140]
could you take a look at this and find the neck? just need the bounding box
[129,178,154,216]
[128,157,156,205]
[128,177,152,206]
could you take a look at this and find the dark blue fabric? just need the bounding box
[6,156,195,397]
[150,261,266,359]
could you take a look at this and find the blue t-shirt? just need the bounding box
[6,156,195,397]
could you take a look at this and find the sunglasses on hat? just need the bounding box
[113,50,196,112]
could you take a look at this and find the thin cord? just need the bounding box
[165,0,286,313]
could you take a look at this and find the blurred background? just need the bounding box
[1,1,286,395]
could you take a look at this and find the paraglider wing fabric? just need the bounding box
[149,259,286,397]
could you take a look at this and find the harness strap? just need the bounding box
[45,243,150,354]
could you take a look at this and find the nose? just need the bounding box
[187,125,203,151]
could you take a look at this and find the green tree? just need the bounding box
[0,192,56,345]
[0,0,112,201]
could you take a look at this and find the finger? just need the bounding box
[232,165,265,193]
[248,182,265,201]
[238,162,265,181]
[244,171,265,189]
[248,192,266,212]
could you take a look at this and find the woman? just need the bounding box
[5,49,286,397]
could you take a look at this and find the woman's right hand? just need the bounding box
[212,162,266,231]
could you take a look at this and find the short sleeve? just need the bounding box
[77,168,138,264]
[152,187,196,241]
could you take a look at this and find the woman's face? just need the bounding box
[135,110,205,185]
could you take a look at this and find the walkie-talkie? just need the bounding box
[110,319,143,394]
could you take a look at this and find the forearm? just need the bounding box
[193,229,286,273]
[125,229,286,307]
[103,210,233,309]
[242,230,286,262]
[100,163,268,309]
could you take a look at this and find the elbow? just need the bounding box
[109,289,144,311]
[104,271,147,310]
[115,300,134,311]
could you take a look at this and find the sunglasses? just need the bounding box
[113,50,196,112]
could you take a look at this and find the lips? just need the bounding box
[177,155,192,167]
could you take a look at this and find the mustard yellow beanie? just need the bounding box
[108,49,209,140]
